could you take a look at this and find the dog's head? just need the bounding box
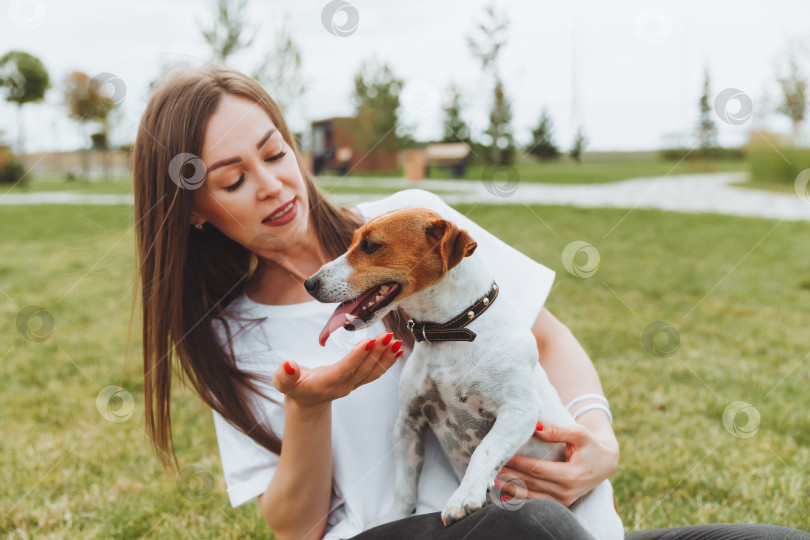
[306,207,477,346]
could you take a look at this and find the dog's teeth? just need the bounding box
[379,285,390,294]
[375,295,382,302]
[367,301,375,308]
[345,313,357,322]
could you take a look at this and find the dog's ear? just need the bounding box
[426,218,477,273]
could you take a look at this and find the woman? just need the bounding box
[132,63,808,540]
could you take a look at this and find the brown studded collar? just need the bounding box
[407,282,499,343]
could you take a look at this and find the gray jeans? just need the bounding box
[350,500,810,540]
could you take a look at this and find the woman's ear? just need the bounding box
[426,218,477,273]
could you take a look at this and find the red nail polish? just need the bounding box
[391,340,402,353]
[536,421,544,431]
[395,349,404,358]
[365,339,376,351]
[283,361,294,375]
[382,332,394,345]
[493,478,502,488]
[500,494,512,502]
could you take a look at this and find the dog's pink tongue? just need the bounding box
[318,298,362,347]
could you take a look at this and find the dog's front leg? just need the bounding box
[441,405,536,526]
[364,410,428,530]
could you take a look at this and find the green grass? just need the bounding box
[427,159,747,184]
[1,198,808,537]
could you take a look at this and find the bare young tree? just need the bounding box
[777,48,807,141]
[199,0,256,62]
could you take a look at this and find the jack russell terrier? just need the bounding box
[305,207,623,539]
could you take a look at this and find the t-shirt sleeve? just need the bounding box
[210,317,286,508]
[369,189,556,328]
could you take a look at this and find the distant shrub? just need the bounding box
[0,144,26,185]
[658,147,745,161]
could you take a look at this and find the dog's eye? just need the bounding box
[361,239,381,254]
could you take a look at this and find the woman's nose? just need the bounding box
[256,167,283,198]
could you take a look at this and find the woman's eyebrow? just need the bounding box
[207,128,278,172]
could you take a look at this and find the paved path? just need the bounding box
[2,172,808,222]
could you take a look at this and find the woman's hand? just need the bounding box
[271,331,404,412]
[495,421,619,507]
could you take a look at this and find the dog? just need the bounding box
[306,207,623,539]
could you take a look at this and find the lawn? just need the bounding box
[1,195,808,537]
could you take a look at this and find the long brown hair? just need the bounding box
[131,62,413,469]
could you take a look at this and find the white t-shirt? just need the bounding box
[211,189,556,539]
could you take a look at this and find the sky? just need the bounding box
[1,0,809,154]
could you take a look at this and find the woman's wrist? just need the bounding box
[284,394,331,421]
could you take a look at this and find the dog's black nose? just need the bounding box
[304,276,320,296]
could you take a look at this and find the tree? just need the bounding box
[483,77,515,165]
[352,58,403,152]
[0,50,50,155]
[697,68,717,152]
[441,82,470,143]
[252,13,306,118]
[570,127,588,163]
[199,0,255,62]
[62,71,115,180]
[467,2,512,166]
[777,49,807,140]
[526,108,559,160]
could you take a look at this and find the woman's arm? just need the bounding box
[258,398,332,540]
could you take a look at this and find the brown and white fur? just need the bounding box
[305,208,623,539]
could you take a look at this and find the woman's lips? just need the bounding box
[262,198,297,226]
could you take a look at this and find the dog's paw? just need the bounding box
[440,485,487,526]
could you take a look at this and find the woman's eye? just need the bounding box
[361,239,381,254]
[226,175,243,192]
[224,151,287,192]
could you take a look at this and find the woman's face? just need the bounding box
[190,94,310,257]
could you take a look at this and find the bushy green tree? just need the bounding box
[0,50,50,154]
[352,58,403,151]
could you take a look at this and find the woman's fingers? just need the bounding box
[497,465,579,507]
[272,360,301,394]
[352,332,403,388]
